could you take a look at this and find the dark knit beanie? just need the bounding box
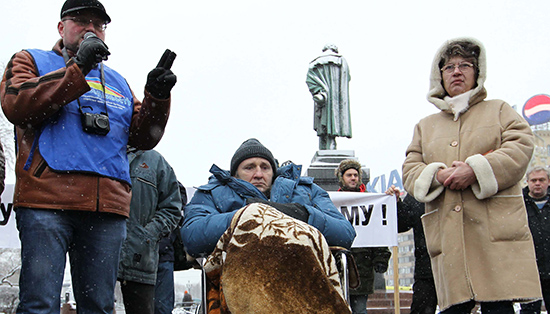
[230,138,277,176]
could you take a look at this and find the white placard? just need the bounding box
[0,184,18,248]
[328,191,397,247]
[1,188,399,249]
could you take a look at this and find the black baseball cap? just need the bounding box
[61,0,111,23]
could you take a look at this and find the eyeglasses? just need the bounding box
[62,16,108,32]
[441,62,474,74]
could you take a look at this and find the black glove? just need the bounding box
[74,32,110,76]
[247,197,309,223]
[374,262,388,273]
[146,49,177,99]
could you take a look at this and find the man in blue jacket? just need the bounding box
[182,138,356,313]
[182,138,355,257]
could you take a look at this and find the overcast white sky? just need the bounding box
[1,0,549,191]
[2,0,550,286]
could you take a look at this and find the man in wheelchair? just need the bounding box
[182,138,356,313]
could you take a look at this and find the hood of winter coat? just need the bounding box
[427,37,488,112]
[276,163,302,180]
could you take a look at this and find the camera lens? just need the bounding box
[95,116,109,129]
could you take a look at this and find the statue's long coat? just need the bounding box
[306,52,352,138]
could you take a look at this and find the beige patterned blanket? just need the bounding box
[204,203,351,314]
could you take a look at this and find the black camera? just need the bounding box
[81,112,110,136]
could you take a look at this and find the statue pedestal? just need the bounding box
[305,150,370,192]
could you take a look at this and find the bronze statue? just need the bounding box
[306,44,352,150]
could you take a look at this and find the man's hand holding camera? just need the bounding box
[146,49,177,99]
[74,32,110,76]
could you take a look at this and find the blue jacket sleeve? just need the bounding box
[306,184,356,249]
[181,190,238,257]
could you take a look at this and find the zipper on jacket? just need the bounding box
[33,159,47,178]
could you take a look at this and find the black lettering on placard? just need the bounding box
[0,203,14,226]
[360,205,374,226]
[341,203,391,227]
[340,205,360,225]
[341,204,377,226]
[381,203,387,225]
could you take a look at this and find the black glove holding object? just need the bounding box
[146,49,177,99]
[74,32,110,76]
[247,197,309,223]
[374,262,388,273]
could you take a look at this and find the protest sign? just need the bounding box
[329,191,397,247]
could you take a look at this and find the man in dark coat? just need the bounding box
[521,166,550,314]
[391,188,438,314]
[336,159,391,314]
[118,149,182,314]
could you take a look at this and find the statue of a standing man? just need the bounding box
[306,44,352,150]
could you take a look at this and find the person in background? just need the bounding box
[336,159,391,314]
[118,148,182,314]
[0,0,176,312]
[182,290,193,311]
[154,182,187,314]
[182,138,356,313]
[520,166,550,314]
[402,37,540,313]
[386,185,438,314]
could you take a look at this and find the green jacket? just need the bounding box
[117,149,182,285]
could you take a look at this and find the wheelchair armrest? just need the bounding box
[330,246,360,290]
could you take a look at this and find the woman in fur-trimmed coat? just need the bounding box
[402,37,541,313]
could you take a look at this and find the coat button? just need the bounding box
[451,141,458,147]
[454,205,461,212]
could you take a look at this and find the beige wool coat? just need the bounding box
[402,37,541,310]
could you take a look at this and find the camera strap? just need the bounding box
[62,47,109,118]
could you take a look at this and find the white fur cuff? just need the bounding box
[414,162,447,202]
[465,154,498,199]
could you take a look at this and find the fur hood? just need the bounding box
[427,37,488,113]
